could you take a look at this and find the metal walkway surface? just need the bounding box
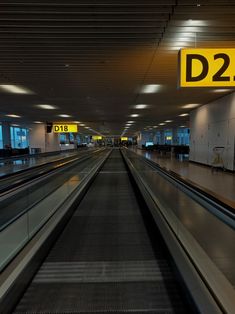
[14,149,192,313]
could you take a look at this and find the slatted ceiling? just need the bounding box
[0,2,235,134]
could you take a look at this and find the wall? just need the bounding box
[190,92,235,170]
[29,124,60,153]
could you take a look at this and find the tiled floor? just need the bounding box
[131,148,235,205]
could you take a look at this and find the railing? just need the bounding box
[0,149,106,271]
[122,148,235,314]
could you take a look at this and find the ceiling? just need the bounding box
[0,0,235,136]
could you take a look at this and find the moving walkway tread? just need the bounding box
[14,149,194,313]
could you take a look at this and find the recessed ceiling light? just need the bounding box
[80,123,85,126]
[141,84,162,93]
[85,126,89,129]
[58,114,72,118]
[34,121,43,124]
[0,84,33,94]
[213,89,230,93]
[6,114,21,118]
[127,121,135,124]
[36,104,57,110]
[159,123,166,126]
[130,114,139,118]
[180,125,186,127]
[73,121,80,123]
[179,113,189,117]
[182,104,200,109]
[134,104,149,109]
[165,120,173,123]
[153,126,158,128]
[11,124,20,127]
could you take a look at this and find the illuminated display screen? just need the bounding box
[145,141,153,147]
[92,136,102,140]
[121,137,128,141]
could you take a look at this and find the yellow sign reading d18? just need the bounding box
[53,124,78,133]
[179,48,235,87]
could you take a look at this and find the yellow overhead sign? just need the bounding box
[53,124,78,133]
[179,48,235,87]
[121,137,128,141]
[92,135,102,140]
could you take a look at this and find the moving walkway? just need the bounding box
[1,149,235,313]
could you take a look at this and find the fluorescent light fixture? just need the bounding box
[153,126,158,128]
[130,114,139,118]
[179,113,189,117]
[11,124,20,126]
[34,121,43,124]
[58,114,72,118]
[165,120,173,123]
[73,121,80,123]
[80,123,85,126]
[134,104,149,109]
[6,114,21,118]
[159,123,166,126]
[213,89,230,93]
[141,84,162,93]
[85,127,89,129]
[182,104,200,109]
[180,125,186,128]
[127,121,135,124]
[36,104,57,110]
[0,84,33,94]
[184,20,208,27]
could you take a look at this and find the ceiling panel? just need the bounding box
[0,0,235,135]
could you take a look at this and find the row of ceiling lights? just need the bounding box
[1,83,233,136]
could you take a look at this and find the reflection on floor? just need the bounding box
[0,151,77,177]
[132,148,235,204]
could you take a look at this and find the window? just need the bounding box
[59,134,68,144]
[177,128,190,145]
[164,130,172,145]
[0,125,3,148]
[155,131,161,144]
[10,126,29,148]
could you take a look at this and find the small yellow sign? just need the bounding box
[92,135,102,140]
[121,137,128,141]
[179,48,235,87]
[53,124,78,133]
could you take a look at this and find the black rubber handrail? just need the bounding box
[0,149,102,195]
[129,149,235,223]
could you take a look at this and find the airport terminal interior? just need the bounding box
[1,1,235,313]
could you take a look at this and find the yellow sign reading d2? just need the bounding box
[53,124,78,133]
[179,48,235,87]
